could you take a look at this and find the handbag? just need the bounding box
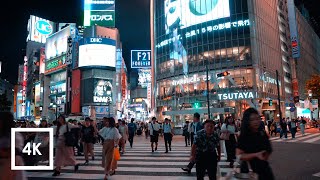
[224,161,258,180]
[114,147,121,161]
[220,131,230,140]
[64,124,76,147]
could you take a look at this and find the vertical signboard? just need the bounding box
[66,36,73,65]
[71,70,81,113]
[13,85,18,113]
[147,84,151,108]
[84,0,115,27]
[39,48,46,74]
[287,0,300,58]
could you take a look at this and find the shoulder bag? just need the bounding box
[220,131,230,140]
[64,124,76,147]
[151,123,159,136]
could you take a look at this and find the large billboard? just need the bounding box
[93,79,113,103]
[45,26,71,60]
[165,0,230,33]
[84,0,115,27]
[34,83,41,107]
[131,50,151,68]
[45,26,71,74]
[26,15,55,43]
[39,48,46,74]
[79,37,116,68]
[138,69,151,88]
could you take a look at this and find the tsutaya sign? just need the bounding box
[218,91,257,100]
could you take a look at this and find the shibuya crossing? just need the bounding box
[151,0,320,124]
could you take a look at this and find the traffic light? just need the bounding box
[217,71,230,78]
[194,102,200,109]
[269,100,273,106]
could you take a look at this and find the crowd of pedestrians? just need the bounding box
[0,108,281,180]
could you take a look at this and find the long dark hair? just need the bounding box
[0,112,15,137]
[225,116,235,128]
[240,108,259,138]
[108,117,116,128]
[56,115,66,136]
[39,120,48,128]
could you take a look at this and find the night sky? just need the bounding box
[0,0,150,84]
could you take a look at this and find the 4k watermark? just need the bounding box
[11,128,54,170]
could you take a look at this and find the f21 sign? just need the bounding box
[131,50,151,68]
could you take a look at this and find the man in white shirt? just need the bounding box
[148,117,160,152]
[163,118,174,153]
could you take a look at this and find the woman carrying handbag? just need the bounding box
[235,108,274,180]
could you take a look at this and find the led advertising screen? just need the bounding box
[26,15,55,43]
[93,79,113,103]
[45,26,71,60]
[79,38,116,68]
[165,0,230,34]
[84,0,115,27]
[39,48,46,74]
[131,50,151,68]
[138,69,151,88]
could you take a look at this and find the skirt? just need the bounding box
[102,140,117,173]
[54,138,76,167]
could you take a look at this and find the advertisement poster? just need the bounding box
[26,15,55,43]
[39,48,46,74]
[93,79,113,103]
[45,26,71,60]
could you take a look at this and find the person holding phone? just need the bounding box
[236,108,274,180]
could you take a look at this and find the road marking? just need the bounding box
[313,172,320,177]
[290,133,319,142]
[304,135,320,143]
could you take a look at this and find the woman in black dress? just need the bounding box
[236,108,275,180]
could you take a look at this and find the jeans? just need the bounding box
[184,132,190,146]
[290,127,297,138]
[280,129,287,138]
[300,124,305,135]
[128,133,134,147]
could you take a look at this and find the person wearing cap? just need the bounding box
[80,117,96,165]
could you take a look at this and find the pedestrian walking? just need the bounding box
[280,118,288,139]
[290,119,298,139]
[163,118,174,153]
[81,117,96,165]
[181,112,204,174]
[118,120,129,154]
[182,121,190,147]
[300,118,306,135]
[270,121,277,137]
[236,108,275,180]
[148,117,160,152]
[144,122,149,139]
[127,118,137,148]
[190,120,221,180]
[221,117,237,168]
[99,117,121,180]
[0,112,27,180]
[72,121,82,156]
[52,115,80,176]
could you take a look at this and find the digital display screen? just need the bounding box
[45,26,71,60]
[165,0,230,34]
[79,38,116,68]
[84,0,115,27]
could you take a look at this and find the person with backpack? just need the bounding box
[127,118,137,148]
[163,118,174,153]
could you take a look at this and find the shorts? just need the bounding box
[150,135,159,143]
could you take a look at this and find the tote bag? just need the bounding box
[64,124,76,147]
[114,147,121,161]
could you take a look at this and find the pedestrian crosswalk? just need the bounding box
[269,132,320,144]
[27,135,239,180]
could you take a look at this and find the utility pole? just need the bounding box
[276,70,282,121]
[206,64,211,119]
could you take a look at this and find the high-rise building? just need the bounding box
[151,0,320,124]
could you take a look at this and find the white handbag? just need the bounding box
[223,161,258,180]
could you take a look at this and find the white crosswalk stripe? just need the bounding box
[269,132,320,144]
[26,136,238,179]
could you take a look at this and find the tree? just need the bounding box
[0,91,12,112]
[305,74,320,99]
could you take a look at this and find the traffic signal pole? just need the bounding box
[206,65,211,119]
